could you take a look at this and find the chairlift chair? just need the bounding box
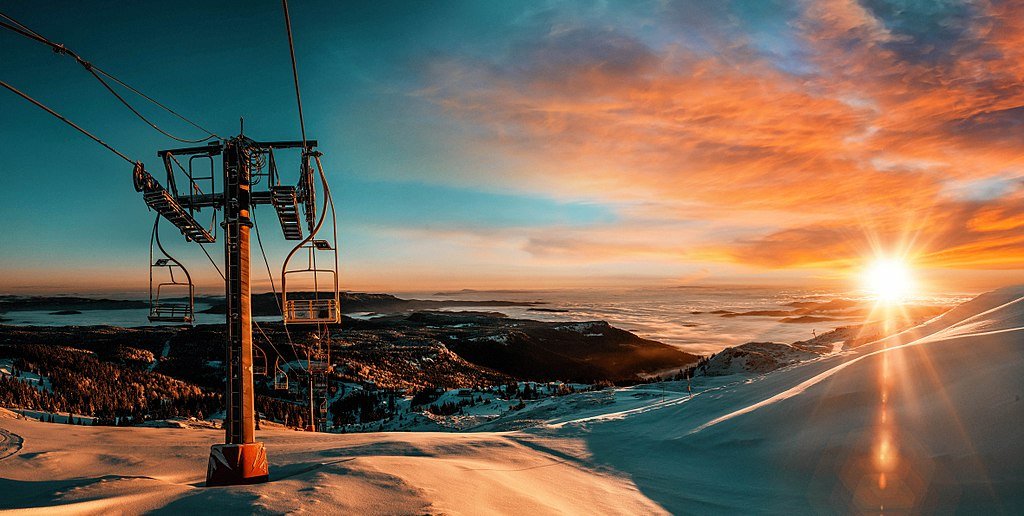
[313,374,329,392]
[281,152,340,324]
[273,357,289,391]
[253,344,268,376]
[305,331,333,374]
[148,217,195,324]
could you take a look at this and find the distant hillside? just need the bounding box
[199,292,542,316]
[451,321,698,383]
[0,308,693,391]
[0,296,147,313]
[352,312,700,383]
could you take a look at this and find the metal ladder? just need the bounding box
[144,188,215,243]
[271,185,303,240]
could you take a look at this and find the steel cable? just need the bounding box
[0,12,220,143]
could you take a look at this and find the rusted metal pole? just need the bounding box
[223,138,256,444]
[206,137,268,486]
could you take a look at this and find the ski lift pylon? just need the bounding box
[148,216,195,324]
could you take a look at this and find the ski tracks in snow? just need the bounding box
[0,427,24,461]
[549,293,1024,436]
[689,323,1024,434]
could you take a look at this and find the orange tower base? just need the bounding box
[206,442,269,486]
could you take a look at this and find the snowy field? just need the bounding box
[2,287,1023,513]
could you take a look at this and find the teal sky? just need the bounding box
[4,1,1024,294]
[0,1,634,293]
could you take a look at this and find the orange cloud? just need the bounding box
[417,1,1024,279]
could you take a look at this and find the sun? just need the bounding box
[863,258,915,303]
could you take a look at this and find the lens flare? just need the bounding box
[863,259,914,303]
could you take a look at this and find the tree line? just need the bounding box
[0,343,310,428]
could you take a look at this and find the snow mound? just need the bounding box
[702,341,819,376]
[0,407,24,420]
[138,418,219,430]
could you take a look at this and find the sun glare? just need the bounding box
[863,258,914,303]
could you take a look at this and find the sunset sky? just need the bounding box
[3,0,1024,294]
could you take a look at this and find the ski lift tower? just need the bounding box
[135,134,319,486]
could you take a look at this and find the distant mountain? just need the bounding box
[432,289,543,296]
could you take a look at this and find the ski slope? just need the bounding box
[545,286,1024,513]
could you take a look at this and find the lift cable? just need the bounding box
[252,319,292,378]
[281,0,332,382]
[86,67,213,143]
[197,242,225,280]
[312,155,337,341]
[284,3,331,344]
[280,0,308,149]
[252,207,304,368]
[0,78,136,165]
[0,68,229,315]
[0,12,221,143]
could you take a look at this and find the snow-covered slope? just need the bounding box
[0,421,661,514]
[2,287,1023,513]
[541,286,1024,513]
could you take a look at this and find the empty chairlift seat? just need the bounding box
[149,220,196,324]
[281,239,340,324]
[273,358,289,391]
[282,297,339,324]
[253,344,268,376]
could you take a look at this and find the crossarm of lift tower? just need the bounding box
[146,139,319,211]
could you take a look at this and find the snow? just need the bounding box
[0,358,52,393]
[347,312,385,320]
[280,360,311,373]
[138,417,220,430]
[555,322,605,334]
[6,408,95,425]
[331,384,587,433]
[536,286,1024,512]
[470,334,510,344]
[2,287,1024,512]
[148,339,172,372]
[0,421,661,514]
